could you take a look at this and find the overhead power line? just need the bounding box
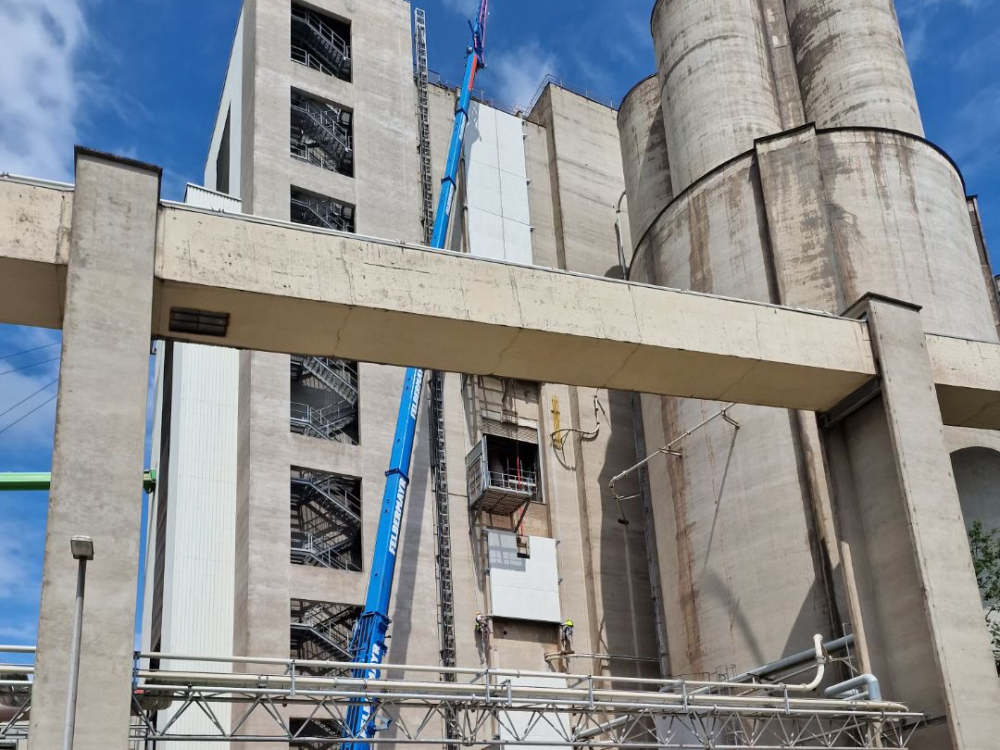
[0,378,58,422]
[0,357,60,378]
[0,394,58,440]
[0,341,59,362]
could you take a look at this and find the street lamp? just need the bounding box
[64,535,93,750]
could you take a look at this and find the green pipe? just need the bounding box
[0,469,157,493]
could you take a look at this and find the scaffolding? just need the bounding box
[0,646,923,748]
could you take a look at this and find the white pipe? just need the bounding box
[824,674,882,702]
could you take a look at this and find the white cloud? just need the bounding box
[0,0,89,181]
[490,42,558,111]
[897,0,980,64]
[945,85,1000,179]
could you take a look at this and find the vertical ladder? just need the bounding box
[414,8,436,244]
[416,10,458,747]
[428,372,459,749]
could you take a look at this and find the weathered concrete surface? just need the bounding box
[786,0,923,135]
[152,204,875,411]
[651,0,781,192]
[823,297,1000,750]
[0,179,71,328]
[618,76,672,243]
[28,151,160,750]
[929,334,1000,429]
[531,85,632,277]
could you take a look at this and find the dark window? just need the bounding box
[290,355,359,444]
[215,108,231,195]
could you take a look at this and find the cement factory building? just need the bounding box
[1,0,999,748]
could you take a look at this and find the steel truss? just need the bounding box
[0,648,924,748]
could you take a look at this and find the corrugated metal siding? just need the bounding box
[183,183,243,213]
[158,342,240,742]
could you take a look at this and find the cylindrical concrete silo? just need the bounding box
[617,75,673,244]
[622,0,1000,686]
[786,0,923,135]
[651,0,782,192]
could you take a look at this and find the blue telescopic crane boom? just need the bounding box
[341,3,490,747]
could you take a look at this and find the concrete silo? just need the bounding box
[620,0,1000,743]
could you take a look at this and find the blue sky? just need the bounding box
[0,0,998,650]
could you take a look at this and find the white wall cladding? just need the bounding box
[158,342,239,744]
[488,532,561,623]
[464,102,533,263]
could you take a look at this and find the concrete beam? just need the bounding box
[0,178,71,328]
[927,334,1000,429]
[28,151,160,750]
[152,205,875,412]
[7,172,1000,423]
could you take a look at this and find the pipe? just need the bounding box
[542,652,661,665]
[824,674,882,702]
[609,404,739,502]
[614,190,629,278]
[691,634,853,695]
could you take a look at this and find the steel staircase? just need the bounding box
[291,471,362,571]
[292,356,358,405]
[290,192,355,233]
[290,401,356,441]
[291,4,351,80]
[290,601,360,674]
[291,95,353,174]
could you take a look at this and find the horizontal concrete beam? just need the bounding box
[4,175,1000,423]
[152,204,875,411]
[927,334,1000,429]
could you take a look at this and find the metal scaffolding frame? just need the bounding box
[0,647,925,748]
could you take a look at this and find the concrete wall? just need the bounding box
[623,0,1000,696]
[786,0,923,135]
[617,76,672,244]
[650,0,781,193]
[204,8,244,194]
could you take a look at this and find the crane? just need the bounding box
[341,2,490,746]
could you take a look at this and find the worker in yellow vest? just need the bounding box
[561,618,574,651]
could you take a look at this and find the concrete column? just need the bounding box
[823,294,1000,750]
[29,149,160,749]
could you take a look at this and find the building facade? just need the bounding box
[144,0,661,746]
[143,1,1000,749]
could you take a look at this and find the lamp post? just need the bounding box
[64,535,94,750]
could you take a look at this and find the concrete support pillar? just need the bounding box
[29,149,160,749]
[823,294,1000,750]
